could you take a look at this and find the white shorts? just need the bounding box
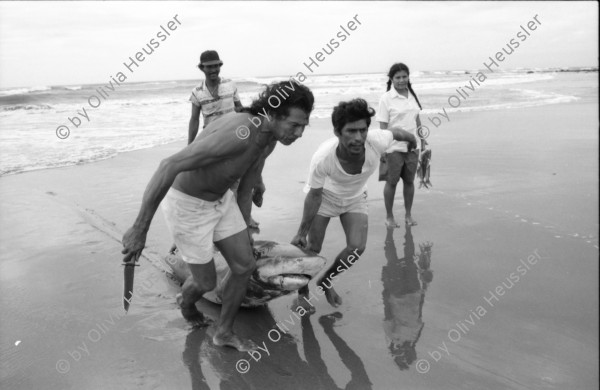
[317,189,368,218]
[161,188,246,264]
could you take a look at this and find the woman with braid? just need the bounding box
[377,63,426,227]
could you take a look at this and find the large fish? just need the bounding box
[165,240,327,307]
[417,149,432,189]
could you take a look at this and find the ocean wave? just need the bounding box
[512,88,571,101]
[414,73,555,91]
[420,92,579,115]
[1,104,53,111]
[0,151,118,177]
[118,97,187,107]
[0,86,52,96]
[1,71,593,177]
[235,76,289,86]
[136,81,179,86]
[0,133,186,177]
[220,72,558,94]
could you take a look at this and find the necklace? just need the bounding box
[206,82,220,98]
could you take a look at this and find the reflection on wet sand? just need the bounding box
[182,301,373,389]
[183,327,211,390]
[182,304,316,390]
[382,226,434,371]
[302,313,373,390]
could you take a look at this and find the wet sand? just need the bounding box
[1,102,598,389]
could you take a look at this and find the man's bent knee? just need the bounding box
[195,277,217,292]
[189,273,216,292]
[229,257,256,276]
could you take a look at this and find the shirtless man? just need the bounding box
[187,50,263,229]
[122,81,314,351]
[291,99,416,310]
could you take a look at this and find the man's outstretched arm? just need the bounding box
[122,135,242,263]
[291,187,324,248]
[388,127,418,150]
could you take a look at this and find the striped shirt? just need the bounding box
[189,78,241,127]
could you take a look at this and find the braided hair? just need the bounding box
[386,63,422,110]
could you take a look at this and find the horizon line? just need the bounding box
[1,65,598,90]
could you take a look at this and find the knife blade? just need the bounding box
[123,261,139,312]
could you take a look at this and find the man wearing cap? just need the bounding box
[188,50,243,144]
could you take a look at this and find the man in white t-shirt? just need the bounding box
[291,99,417,310]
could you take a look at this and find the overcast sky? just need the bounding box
[0,1,597,88]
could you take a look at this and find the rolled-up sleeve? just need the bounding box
[305,155,328,192]
[189,90,201,107]
[376,95,390,124]
[367,129,394,155]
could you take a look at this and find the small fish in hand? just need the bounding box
[417,149,432,189]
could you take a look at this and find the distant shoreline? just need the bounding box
[1,67,598,92]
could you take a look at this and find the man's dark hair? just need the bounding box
[245,80,314,119]
[331,98,375,134]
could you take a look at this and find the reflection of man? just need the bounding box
[382,226,433,370]
[184,306,322,389]
[188,50,243,143]
[122,81,314,351]
[302,313,372,389]
[291,98,417,309]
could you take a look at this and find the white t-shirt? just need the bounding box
[376,88,421,153]
[305,129,394,199]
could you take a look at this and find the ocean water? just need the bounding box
[0,69,597,176]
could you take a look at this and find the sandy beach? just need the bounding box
[1,98,598,390]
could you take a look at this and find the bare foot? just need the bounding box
[247,216,260,229]
[213,332,258,352]
[317,281,342,307]
[176,293,213,328]
[405,216,417,226]
[385,217,401,228]
[292,295,316,314]
[318,312,343,328]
